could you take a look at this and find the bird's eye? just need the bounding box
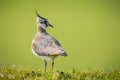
[44,21,47,23]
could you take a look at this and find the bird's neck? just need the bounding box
[37,26,47,34]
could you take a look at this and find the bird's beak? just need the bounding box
[48,23,53,27]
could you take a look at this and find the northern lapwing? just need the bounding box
[31,11,67,72]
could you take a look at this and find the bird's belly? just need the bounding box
[32,48,39,56]
[32,48,58,60]
[39,56,57,60]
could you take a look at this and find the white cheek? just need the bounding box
[41,24,46,29]
[37,23,46,30]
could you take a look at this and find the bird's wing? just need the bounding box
[32,36,65,56]
[44,36,65,56]
[32,37,49,56]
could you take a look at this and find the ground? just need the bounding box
[0,65,119,80]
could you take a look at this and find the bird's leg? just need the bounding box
[52,59,54,72]
[44,60,47,72]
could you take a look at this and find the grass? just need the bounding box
[0,65,120,80]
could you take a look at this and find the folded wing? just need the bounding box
[32,36,66,56]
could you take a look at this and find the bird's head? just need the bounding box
[35,10,53,30]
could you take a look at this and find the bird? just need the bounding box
[31,11,67,72]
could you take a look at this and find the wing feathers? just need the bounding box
[32,35,65,56]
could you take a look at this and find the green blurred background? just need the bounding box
[0,0,120,70]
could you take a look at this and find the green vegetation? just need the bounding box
[0,65,119,80]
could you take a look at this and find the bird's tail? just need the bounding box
[61,52,67,57]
